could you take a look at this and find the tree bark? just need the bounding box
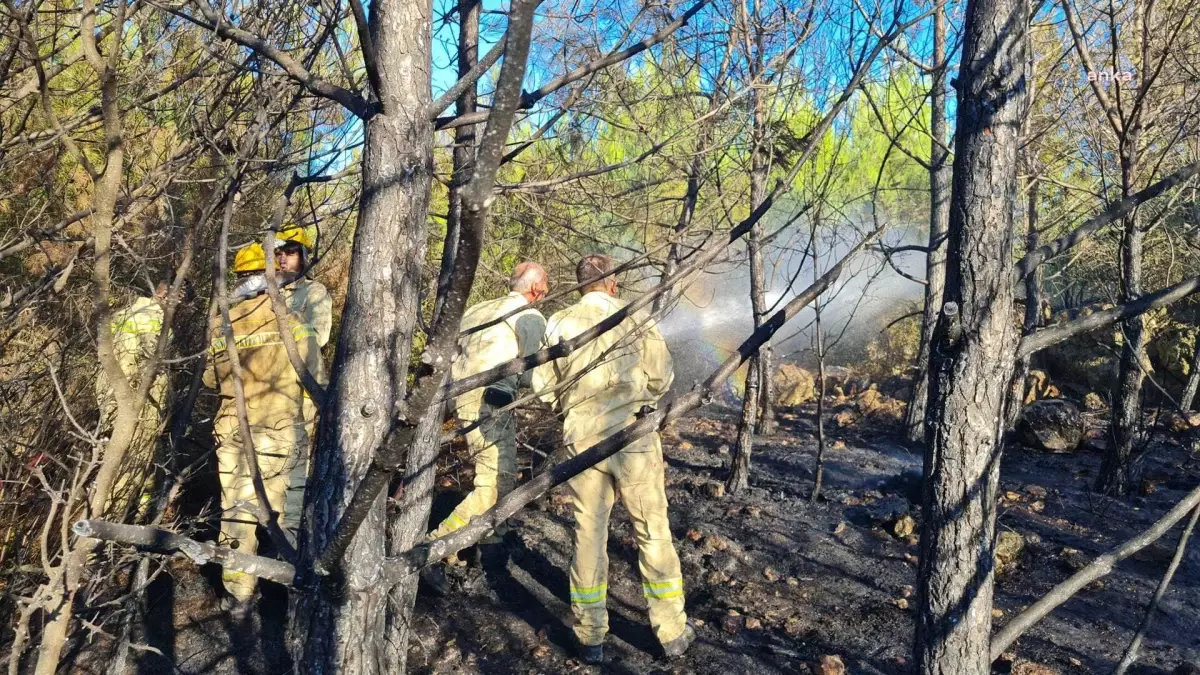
[727,359,757,494]
[432,0,479,327]
[904,1,950,444]
[1100,140,1146,496]
[810,249,827,502]
[730,33,773,489]
[1182,334,1200,412]
[289,0,433,671]
[914,0,1027,670]
[1004,178,1041,429]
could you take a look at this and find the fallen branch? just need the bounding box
[71,520,294,585]
[990,481,1200,659]
[1013,160,1200,283]
[1112,503,1200,675]
[1016,275,1200,358]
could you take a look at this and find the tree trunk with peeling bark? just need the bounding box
[904,1,949,444]
[289,1,433,671]
[914,0,1027,670]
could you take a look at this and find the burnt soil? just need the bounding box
[69,404,1200,674]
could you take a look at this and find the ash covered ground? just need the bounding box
[117,398,1200,675]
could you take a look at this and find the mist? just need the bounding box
[651,216,928,392]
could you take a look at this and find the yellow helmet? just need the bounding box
[233,243,266,273]
[275,226,314,252]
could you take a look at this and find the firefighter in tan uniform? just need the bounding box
[428,262,548,548]
[96,282,171,521]
[205,227,331,602]
[532,254,694,663]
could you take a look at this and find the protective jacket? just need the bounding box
[532,291,686,647]
[429,293,545,541]
[95,296,169,520]
[204,284,325,600]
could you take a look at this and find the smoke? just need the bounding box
[653,217,927,391]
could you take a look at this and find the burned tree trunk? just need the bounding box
[289,1,434,672]
[729,50,773,493]
[750,138,776,436]
[914,0,1027,671]
[1182,336,1200,412]
[904,1,950,444]
[728,359,758,494]
[1100,90,1147,495]
[1004,179,1042,429]
[811,249,828,502]
[432,0,479,327]
[1101,207,1147,495]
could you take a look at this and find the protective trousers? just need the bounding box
[429,389,517,540]
[216,419,310,600]
[567,426,687,647]
[96,374,167,521]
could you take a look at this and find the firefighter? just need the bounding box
[95,281,172,521]
[426,262,548,554]
[205,227,330,602]
[532,254,694,663]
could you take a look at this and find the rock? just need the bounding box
[1017,399,1084,452]
[785,616,803,636]
[831,439,847,450]
[893,598,908,609]
[1164,411,1200,433]
[705,570,730,585]
[763,566,780,582]
[703,534,730,552]
[832,407,860,428]
[1083,392,1105,410]
[1058,547,1088,572]
[708,551,740,575]
[866,495,911,526]
[722,609,744,634]
[787,577,800,586]
[855,386,906,423]
[704,481,726,499]
[1025,484,1048,499]
[892,514,916,539]
[833,521,848,535]
[818,655,846,675]
[1023,370,1060,404]
[901,585,913,598]
[745,616,762,630]
[994,530,1025,574]
[992,608,1004,618]
[775,364,817,407]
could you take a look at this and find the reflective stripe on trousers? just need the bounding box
[428,391,518,541]
[567,428,687,647]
